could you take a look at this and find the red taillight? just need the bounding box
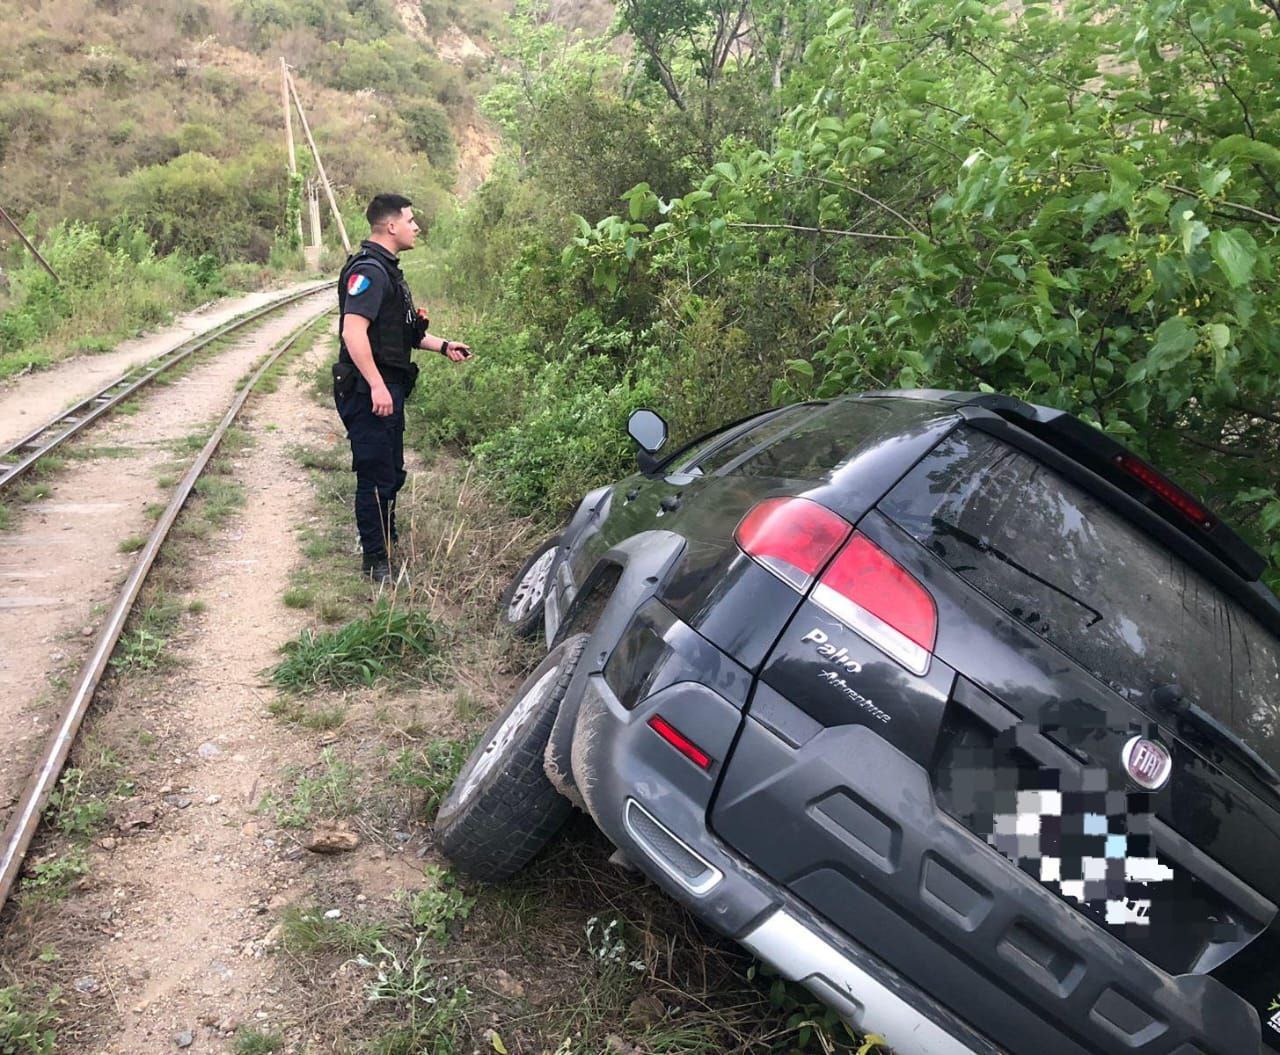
[812,533,937,675]
[1114,453,1215,530]
[647,715,713,769]
[735,497,852,590]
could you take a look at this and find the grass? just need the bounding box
[110,598,182,672]
[388,740,471,818]
[279,905,387,958]
[118,534,147,554]
[282,587,313,609]
[15,482,50,503]
[0,503,10,531]
[267,697,348,731]
[269,602,441,691]
[264,748,358,828]
[0,984,60,1054]
[234,1030,285,1055]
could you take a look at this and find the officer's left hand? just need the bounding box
[444,342,471,362]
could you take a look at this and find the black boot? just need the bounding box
[362,550,391,585]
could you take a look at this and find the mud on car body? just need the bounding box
[437,390,1280,1055]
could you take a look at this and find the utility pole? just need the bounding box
[284,68,351,254]
[0,204,59,284]
[280,57,304,248]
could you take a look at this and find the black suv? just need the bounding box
[436,390,1280,1055]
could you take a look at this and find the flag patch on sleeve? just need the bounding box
[347,273,371,296]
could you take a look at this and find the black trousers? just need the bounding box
[335,381,407,557]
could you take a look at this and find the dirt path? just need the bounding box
[0,291,333,834]
[52,335,342,1053]
[0,281,326,451]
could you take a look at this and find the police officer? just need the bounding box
[333,194,470,584]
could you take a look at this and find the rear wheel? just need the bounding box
[435,634,588,880]
[500,536,560,639]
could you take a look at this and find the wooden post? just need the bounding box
[281,57,304,248]
[0,204,59,284]
[285,70,351,254]
[308,181,322,248]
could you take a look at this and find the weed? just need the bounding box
[267,697,347,731]
[118,534,147,554]
[358,937,471,1050]
[316,593,349,623]
[29,455,65,477]
[111,600,180,672]
[145,502,166,521]
[269,602,440,691]
[293,444,346,472]
[265,748,357,827]
[192,476,245,527]
[405,867,474,942]
[46,768,109,840]
[0,503,9,531]
[585,916,645,975]
[0,985,59,1054]
[282,587,313,609]
[21,850,89,901]
[389,740,470,818]
[279,905,387,958]
[157,474,177,488]
[16,482,50,503]
[187,599,207,615]
[234,1029,284,1054]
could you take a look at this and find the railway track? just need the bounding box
[0,302,335,908]
[0,281,330,495]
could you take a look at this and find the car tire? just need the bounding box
[500,535,560,639]
[435,633,588,880]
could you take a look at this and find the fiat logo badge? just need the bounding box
[1123,736,1172,790]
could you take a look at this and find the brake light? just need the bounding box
[647,715,713,769]
[1114,453,1215,530]
[812,533,937,675]
[735,497,852,590]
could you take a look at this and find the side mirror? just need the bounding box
[628,408,668,452]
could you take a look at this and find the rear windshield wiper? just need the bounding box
[1151,684,1280,788]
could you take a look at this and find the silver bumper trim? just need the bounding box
[741,909,985,1055]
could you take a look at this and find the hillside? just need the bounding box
[0,0,521,263]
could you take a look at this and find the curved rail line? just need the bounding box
[0,281,331,494]
[0,304,336,909]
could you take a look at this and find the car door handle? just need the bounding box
[659,494,682,513]
[625,488,640,502]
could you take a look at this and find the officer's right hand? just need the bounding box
[371,383,394,417]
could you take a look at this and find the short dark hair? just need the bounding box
[366,193,413,227]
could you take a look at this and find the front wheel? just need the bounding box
[435,634,588,880]
[500,535,560,639]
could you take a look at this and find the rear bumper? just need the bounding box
[570,671,1002,1055]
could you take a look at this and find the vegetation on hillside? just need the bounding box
[0,0,507,377]
[413,0,1280,585]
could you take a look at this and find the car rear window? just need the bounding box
[881,426,1280,772]
[716,399,902,480]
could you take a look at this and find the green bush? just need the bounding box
[400,99,457,175]
[0,221,218,381]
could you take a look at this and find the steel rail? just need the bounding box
[0,304,336,909]
[0,280,332,493]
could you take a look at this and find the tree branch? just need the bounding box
[725,222,913,241]
[783,175,928,236]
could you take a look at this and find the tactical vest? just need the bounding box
[337,246,417,378]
